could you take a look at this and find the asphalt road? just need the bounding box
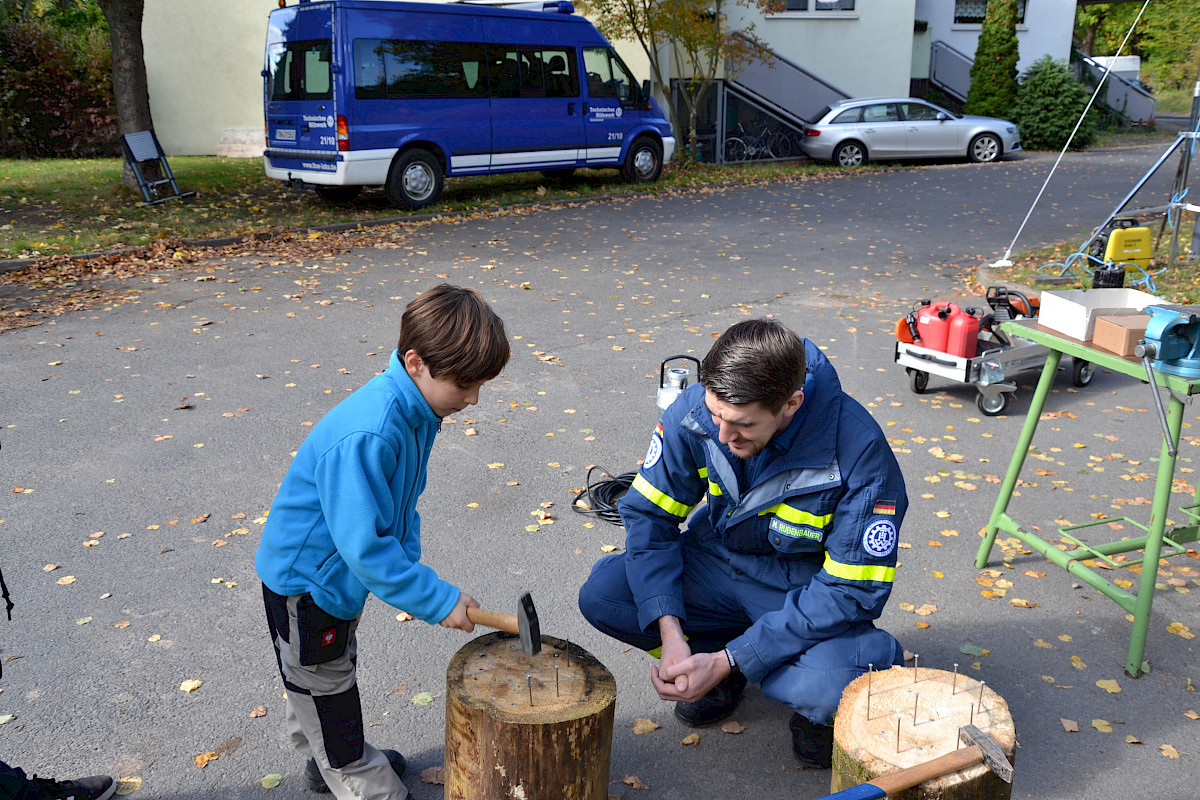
[1,142,1197,800]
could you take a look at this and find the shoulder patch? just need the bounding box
[862,519,897,558]
[643,433,663,470]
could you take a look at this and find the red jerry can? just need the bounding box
[946,306,981,358]
[916,302,959,352]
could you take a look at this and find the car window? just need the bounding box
[901,102,941,121]
[861,103,899,122]
[830,108,861,124]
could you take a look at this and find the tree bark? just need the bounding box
[97,0,155,189]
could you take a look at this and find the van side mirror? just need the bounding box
[642,79,651,100]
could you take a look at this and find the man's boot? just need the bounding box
[789,712,834,768]
[673,671,748,727]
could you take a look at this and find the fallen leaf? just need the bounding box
[56,575,76,585]
[1184,710,1199,720]
[1034,639,1053,649]
[191,513,210,524]
[180,679,203,693]
[681,733,700,747]
[0,714,15,724]
[914,604,937,616]
[259,774,282,789]
[395,611,415,622]
[622,775,647,790]
[631,718,660,734]
[420,766,445,785]
[1126,735,1142,744]
[1093,719,1113,733]
[411,691,437,706]
[76,617,92,625]
[1096,679,1122,694]
[720,720,746,734]
[600,544,620,553]
[1061,718,1079,732]
[194,752,219,768]
[1160,744,1180,759]
[115,776,142,795]
[43,564,58,572]
[1009,598,1039,608]
[115,620,131,629]
[250,705,267,718]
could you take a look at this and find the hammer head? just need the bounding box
[516,592,541,656]
[958,724,1013,784]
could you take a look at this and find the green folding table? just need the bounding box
[975,319,1200,677]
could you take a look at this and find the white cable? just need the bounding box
[991,0,1152,269]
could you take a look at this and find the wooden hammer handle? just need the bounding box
[870,745,984,796]
[466,606,519,634]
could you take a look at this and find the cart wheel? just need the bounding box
[977,391,1009,416]
[908,369,929,394]
[1072,359,1095,387]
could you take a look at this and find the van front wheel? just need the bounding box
[387,149,443,209]
[621,137,662,183]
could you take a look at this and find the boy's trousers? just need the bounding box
[263,584,409,800]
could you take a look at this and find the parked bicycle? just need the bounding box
[724,122,792,162]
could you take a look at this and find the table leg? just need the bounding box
[1125,390,1184,677]
[975,350,1063,569]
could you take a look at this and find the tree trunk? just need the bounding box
[1082,22,1099,57]
[831,666,1016,800]
[444,632,616,800]
[97,0,155,189]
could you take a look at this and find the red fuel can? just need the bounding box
[946,307,981,358]
[916,302,959,352]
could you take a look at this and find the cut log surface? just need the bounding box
[831,666,1016,800]
[445,632,616,800]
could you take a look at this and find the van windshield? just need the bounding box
[267,40,333,102]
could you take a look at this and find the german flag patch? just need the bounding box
[872,502,896,516]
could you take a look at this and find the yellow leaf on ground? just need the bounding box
[1184,710,1199,720]
[721,721,746,734]
[194,752,218,768]
[1071,656,1087,669]
[600,544,620,553]
[395,611,414,622]
[914,604,938,616]
[1034,639,1053,649]
[681,733,700,747]
[914,621,930,629]
[250,705,267,718]
[631,718,660,735]
[1009,598,1039,608]
[487,463,505,469]
[180,679,203,693]
[1097,679,1122,693]
[1126,735,1142,744]
[1167,622,1195,639]
[56,575,76,585]
[1160,744,1180,759]
[622,775,648,790]
[259,775,282,789]
[1092,719,1113,733]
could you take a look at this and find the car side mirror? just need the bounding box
[936,112,950,121]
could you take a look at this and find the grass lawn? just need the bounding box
[0,155,835,260]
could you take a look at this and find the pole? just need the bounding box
[1187,53,1200,262]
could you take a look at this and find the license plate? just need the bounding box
[276,128,296,141]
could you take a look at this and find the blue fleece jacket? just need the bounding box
[255,350,459,623]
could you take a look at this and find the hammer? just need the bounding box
[815,724,1012,800]
[465,591,542,656]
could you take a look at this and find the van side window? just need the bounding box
[538,48,578,98]
[268,40,333,102]
[354,39,488,99]
[582,47,634,106]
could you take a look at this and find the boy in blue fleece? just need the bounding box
[256,284,510,800]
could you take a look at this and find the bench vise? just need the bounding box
[1137,305,1200,380]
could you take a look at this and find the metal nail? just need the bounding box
[914,653,919,683]
[970,702,975,725]
[952,663,959,694]
[555,665,560,696]
[978,680,985,709]
[527,674,533,706]
[913,693,919,726]
[866,664,873,720]
[566,638,570,666]
[896,717,902,752]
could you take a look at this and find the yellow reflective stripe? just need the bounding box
[698,467,708,479]
[759,502,832,530]
[823,555,895,584]
[632,474,693,518]
[708,480,723,496]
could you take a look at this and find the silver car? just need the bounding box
[799,97,1021,166]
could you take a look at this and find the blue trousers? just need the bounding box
[578,540,904,725]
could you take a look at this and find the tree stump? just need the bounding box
[831,666,1016,800]
[445,632,616,800]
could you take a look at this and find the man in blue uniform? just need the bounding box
[578,318,907,767]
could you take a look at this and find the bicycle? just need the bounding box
[724,123,791,162]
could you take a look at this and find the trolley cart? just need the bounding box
[894,287,1095,416]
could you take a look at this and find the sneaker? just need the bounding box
[673,671,748,728]
[26,775,117,800]
[789,712,834,769]
[304,749,407,794]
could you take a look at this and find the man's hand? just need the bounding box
[653,651,731,703]
[438,591,478,632]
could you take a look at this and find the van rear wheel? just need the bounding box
[621,137,663,183]
[387,149,443,209]
[314,186,362,204]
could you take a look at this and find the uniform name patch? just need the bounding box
[873,502,896,516]
[862,519,898,557]
[770,516,822,541]
[643,434,663,469]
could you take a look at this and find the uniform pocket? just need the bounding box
[296,594,353,666]
[765,498,837,556]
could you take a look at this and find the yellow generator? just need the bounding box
[1105,225,1153,271]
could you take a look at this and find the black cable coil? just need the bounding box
[571,465,636,527]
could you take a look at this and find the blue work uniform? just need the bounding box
[578,340,907,724]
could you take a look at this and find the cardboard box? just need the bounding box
[1092,314,1150,357]
[1038,288,1165,341]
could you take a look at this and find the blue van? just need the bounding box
[263,0,676,208]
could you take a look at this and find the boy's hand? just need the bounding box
[438,591,478,632]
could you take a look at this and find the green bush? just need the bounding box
[1014,55,1097,150]
[965,0,1019,120]
[0,14,115,158]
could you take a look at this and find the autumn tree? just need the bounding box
[965,0,1019,120]
[577,0,780,161]
[97,0,155,188]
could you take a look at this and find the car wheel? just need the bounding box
[621,137,663,183]
[1072,358,1094,387]
[977,391,1009,416]
[833,140,866,167]
[386,149,443,209]
[969,133,1002,164]
[314,186,362,204]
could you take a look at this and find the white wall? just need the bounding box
[914,0,1075,76]
[143,0,278,156]
[730,1,917,98]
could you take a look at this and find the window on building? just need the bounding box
[953,0,1026,25]
[783,0,855,11]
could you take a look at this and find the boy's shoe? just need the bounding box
[26,775,117,800]
[304,749,407,793]
[673,672,748,727]
[789,712,834,769]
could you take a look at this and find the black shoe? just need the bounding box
[789,712,834,769]
[26,775,117,800]
[673,671,748,728]
[304,749,407,793]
